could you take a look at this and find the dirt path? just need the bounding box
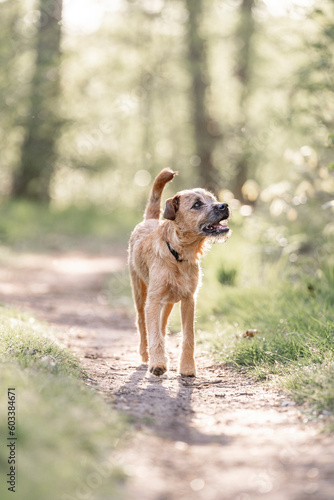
[0,249,333,500]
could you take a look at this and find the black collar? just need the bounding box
[166,241,185,262]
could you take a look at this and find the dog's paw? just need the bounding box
[179,363,196,377]
[149,364,167,377]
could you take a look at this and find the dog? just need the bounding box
[128,169,231,377]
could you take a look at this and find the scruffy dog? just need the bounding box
[128,169,231,377]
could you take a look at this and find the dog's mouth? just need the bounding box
[200,220,230,236]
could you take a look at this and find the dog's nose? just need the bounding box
[218,203,228,211]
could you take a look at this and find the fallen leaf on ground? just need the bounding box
[242,329,261,338]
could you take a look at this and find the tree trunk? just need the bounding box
[185,0,220,194]
[12,0,63,201]
[233,0,255,201]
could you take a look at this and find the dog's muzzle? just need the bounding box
[200,203,230,236]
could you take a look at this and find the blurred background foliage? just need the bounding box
[0,0,334,264]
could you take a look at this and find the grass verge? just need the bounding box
[197,240,334,429]
[0,306,128,500]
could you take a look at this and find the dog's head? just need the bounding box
[163,188,231,242]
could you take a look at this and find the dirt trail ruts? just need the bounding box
[0,249,333,500]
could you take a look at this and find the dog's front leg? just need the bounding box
[145,295,168,376]
[180,297,196,377]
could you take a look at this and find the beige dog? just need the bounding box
[128,169,231,377]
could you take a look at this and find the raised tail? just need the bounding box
[144,169,177,220]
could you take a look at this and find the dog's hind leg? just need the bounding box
[160,303,174,337]
[130,269,149,364]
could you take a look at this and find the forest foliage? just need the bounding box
[1,0,333,207]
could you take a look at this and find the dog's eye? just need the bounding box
[191,200,203,209]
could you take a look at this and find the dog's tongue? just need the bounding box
[207,221,229,232]
[217,221,229,229]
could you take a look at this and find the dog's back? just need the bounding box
[144,169,177,220]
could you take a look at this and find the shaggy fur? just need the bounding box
[128,169,231,377]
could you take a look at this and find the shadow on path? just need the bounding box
[111,365,231,446]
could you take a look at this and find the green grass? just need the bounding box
[284,356,334,418]
[0,200,139,251]
[0,306,128,500]
[197,238,334,428]
[0,310,82,376]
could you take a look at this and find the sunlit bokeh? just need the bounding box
[263,0,314,17]
[62,0,124,33]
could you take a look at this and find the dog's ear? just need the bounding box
[163,195,180,220]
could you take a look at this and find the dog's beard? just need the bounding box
[206,228,232,243]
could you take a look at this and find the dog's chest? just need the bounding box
[161,263,200,303]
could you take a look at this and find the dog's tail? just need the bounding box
[144,169,177,220]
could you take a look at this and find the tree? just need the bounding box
[185,0,221,194]
[233,0,256,201]
[291,2,334,165]
[12,0,63,201]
